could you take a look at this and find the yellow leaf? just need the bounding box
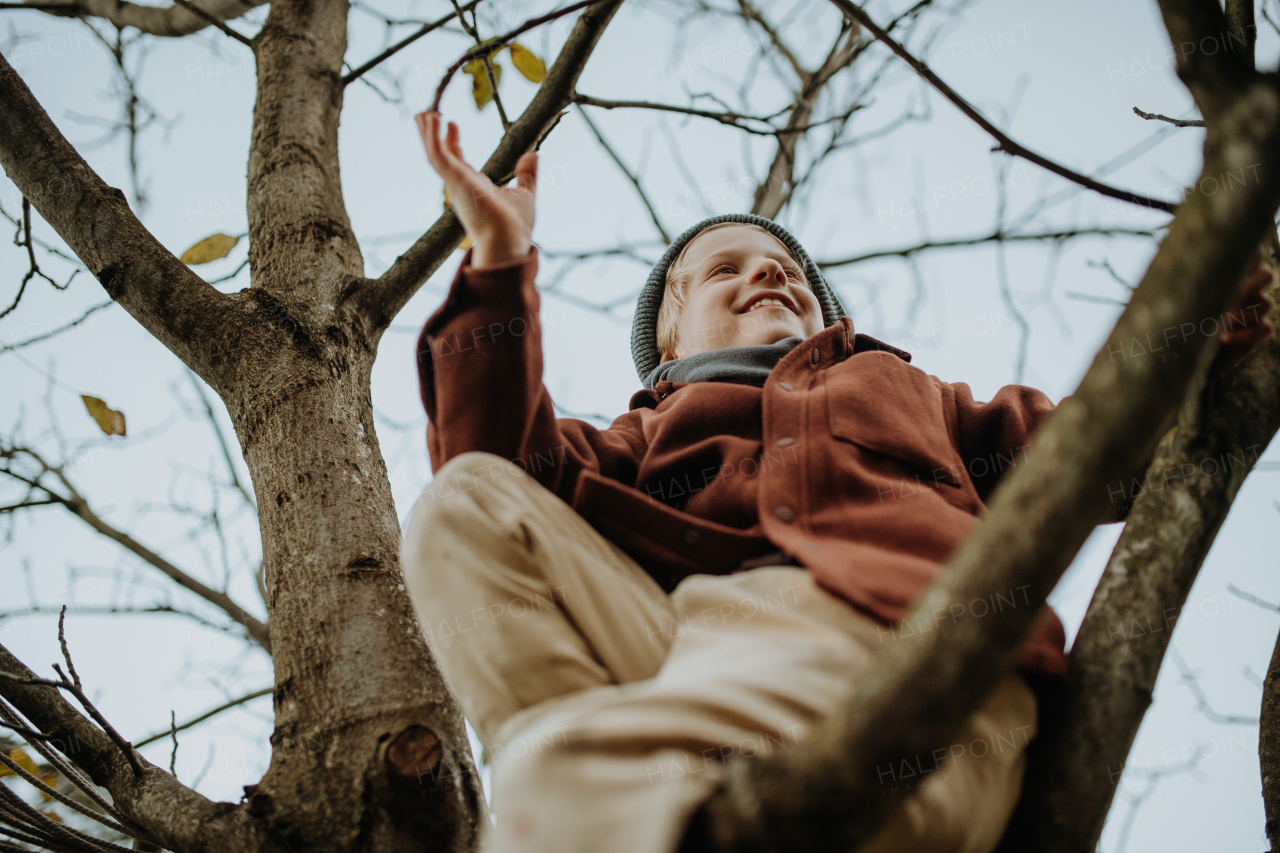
[463,56,502,110]
[81,395,127,437]
[40,808,64,823]
[0,748,41,778]
[180,233,240,265]
[509,42,546,83]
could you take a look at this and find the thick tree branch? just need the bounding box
[0,643,248,852]
[21,0,266,38]
[356,0,626,333]
[830,0,1177,214]
[687,3,1280,848]
[998,242,1280,852]
[0,52,242,386]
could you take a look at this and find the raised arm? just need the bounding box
[413,112,642,500]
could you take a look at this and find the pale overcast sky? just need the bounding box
[2,2,1278,850]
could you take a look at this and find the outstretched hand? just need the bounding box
[1215,246,1275,375]
[415,110,538,267]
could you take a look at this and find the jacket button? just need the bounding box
[774,505,795,523]
[778,382,794,391]
[683,529,701,545]
[811,348,820,364]
[776,437,794,447]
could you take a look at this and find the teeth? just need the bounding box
[749,298,788,312]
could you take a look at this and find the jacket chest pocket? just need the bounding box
[825,352,971,496]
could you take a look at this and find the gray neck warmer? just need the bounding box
[643,337,803,390]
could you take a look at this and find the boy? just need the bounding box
[401,111,1273,853]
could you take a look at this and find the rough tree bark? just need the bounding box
[23,0,268,38]
[0,0,623,849]
[1264,617,1280,850]
[685,0,1280,849]
[996,244,1280,852]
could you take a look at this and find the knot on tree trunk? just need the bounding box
[385,724,442,782]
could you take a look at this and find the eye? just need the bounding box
[713,265,736,276]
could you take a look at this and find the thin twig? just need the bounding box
[169,0,253,47]
[575,104,668,242]
[829,0,1176,213]
[0,749,138,838]
[135,686,272,747]
[429,0,606,112]
[817,227,1156,268]
[342,0,482,86]
[451,0,510,130]
[1133,106,1205,127]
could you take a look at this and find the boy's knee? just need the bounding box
[429,452,533,503]
[402,452,538,559]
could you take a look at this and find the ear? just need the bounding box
[659,349,679,363]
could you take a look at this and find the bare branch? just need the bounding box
[575,103,669,242]
[753,18,860,218]
[341,0,480,86]
[169,0,252,46]
[0,643,246,851]
[572,94,833,135]
[1133,106,1205,127]
[734,0,806,81]
[0,51,241,385]
[134,686,271,747]
[819,227,1157,267]
[18,0,267,38]
[0,445,271,651]
[1,197,80,321]
[427,0,607,113]
[830,0,1177,214]
[450,0,510,132]
[357,0,626,333]
[1,301,113,352]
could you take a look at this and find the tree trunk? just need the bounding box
[1263,623,1280,852]
[219,0,486,846]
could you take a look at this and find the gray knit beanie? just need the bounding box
[630,213,847,382]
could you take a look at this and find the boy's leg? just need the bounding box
[484,567,1036,853]
[400,451,677,749]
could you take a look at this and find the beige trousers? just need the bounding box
[401,452,1036,853]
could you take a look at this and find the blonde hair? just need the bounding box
[656,222,809,359]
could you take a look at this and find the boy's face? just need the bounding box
[662,226,825,361]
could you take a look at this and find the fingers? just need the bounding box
[443,119,478,174]
[417,111,451,178]
[514,150,538,194]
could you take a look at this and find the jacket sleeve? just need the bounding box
[415,245,644,505]
[945,382,1056,504]
[945,381,1136,524]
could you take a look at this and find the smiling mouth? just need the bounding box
[741,295,798,315]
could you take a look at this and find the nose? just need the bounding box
[750,257,787,284]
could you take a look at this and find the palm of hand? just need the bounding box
[416,110,538,267]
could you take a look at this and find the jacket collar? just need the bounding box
[628,319,912,410]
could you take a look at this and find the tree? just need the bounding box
[0,0,1278,851]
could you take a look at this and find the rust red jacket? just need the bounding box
[416,246,1069,678]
